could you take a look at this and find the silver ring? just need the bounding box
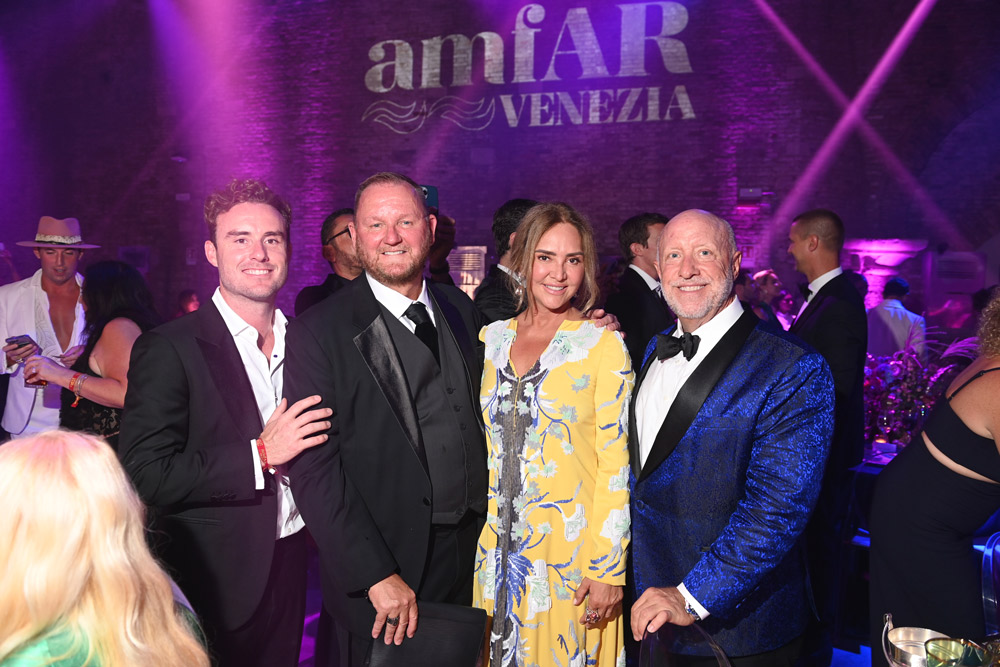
[585,608,600,624]
[386,616,400,626]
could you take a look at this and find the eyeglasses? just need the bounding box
[324,228,351,245]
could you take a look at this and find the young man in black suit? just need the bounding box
[604,212,674,369]
[284,172,487,667]
[119,179,332,666]
[788,208,868,666]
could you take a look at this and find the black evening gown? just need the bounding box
[869,369,1000,666]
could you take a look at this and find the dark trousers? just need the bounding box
[333,514,480,667]
[209,530,307,667]
[663,633,805,667]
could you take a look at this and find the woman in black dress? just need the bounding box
[23,260,159,449]
[870,294,1000,664]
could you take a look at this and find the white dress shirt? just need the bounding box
[634,297,745,619]
[212,289,303,540]
[366,272,437,329]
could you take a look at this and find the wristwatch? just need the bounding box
[684,601,702,622]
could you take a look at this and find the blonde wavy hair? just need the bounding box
[508,202,600,314]
[979,292,1000,358]
[0,430,208,667]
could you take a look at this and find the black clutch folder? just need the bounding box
[369,601,487,667]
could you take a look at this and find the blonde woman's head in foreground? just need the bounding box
[0,430,208,666]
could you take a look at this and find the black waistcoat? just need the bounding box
[381,305,486,524]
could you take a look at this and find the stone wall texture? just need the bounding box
[1,0,998,315]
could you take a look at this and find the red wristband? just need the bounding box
[255,438,274,474]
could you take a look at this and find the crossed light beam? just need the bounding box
[753,0,964,250]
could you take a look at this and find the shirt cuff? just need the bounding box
[677,582,710,620]
[250,439,265,490]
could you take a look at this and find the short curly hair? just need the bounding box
[978,293,1000,357]
[204,178,292,244]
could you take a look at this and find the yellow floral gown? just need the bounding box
[474,318,633,667]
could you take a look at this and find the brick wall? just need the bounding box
[1,0,997,313]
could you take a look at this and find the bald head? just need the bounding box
[658,209,737,258]
[656,209,742,332]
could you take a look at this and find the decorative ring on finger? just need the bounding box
[386,616,400,626]
[585,608,600,624]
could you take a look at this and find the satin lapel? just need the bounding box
[790,287,827,334]
[195,302,264,443]
[638,310,759,482]
[351,279,426,468]
[628,326,674,477]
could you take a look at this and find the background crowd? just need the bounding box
[0,175,997,667]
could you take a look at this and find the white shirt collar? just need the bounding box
[211,288,287,340]
[807,267,843,300]
[673,297,744,362]
[629,264,660,291]
[365,273,436,326]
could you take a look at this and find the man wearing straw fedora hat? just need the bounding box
[0,216,98,439]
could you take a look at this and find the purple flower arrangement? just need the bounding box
[864,337,978,445]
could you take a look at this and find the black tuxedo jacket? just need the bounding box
[790,272,867,471]
[295,272,352,316]
[119,301,278,631]
[604,267,674,370]
[283,276,485,636]
[473,264,521,324]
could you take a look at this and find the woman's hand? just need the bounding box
[573,577,623,628]
[23,354,72,387]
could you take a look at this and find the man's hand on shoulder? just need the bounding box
[587,308,622,333]
[369,573,418,644]
[259,395,333,466]
[630,586,695,641]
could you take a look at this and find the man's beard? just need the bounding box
[357,240,431,287]
[665,272,734,323]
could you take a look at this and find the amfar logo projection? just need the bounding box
[362,2,695,134]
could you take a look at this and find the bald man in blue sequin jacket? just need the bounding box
[627,210,834,665]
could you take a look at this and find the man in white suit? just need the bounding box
[868,276,927,359]
[0,217,97,439]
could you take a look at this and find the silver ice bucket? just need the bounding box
[883,613,950,667]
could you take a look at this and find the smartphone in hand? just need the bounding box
[5,335,36,348]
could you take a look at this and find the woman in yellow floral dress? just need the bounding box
[474,203,634,667]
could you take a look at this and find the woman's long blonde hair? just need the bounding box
[507,202,600,314]
[0,430,208,666]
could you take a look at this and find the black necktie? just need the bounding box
[798,283,812,300]
[655,332,700,361]
[404,302,439,363]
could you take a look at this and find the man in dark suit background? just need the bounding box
[604,212,673,369]
[284,172,487,667]
[788,208,868,666]
[629,209,833,665]
[473,197,536,323]
[294,207,360,315]
[119,178,332,666]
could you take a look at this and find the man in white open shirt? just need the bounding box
[0,216,95,439]
[628,209,834,665]
[119,179,332,667]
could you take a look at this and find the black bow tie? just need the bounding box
[656,332,700,361]
[798,283,812,299]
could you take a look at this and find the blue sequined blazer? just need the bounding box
[629,311,834,657]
